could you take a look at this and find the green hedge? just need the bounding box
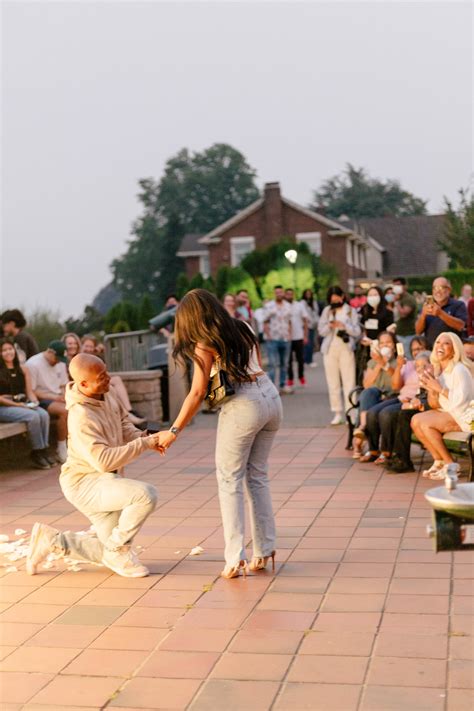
[406,269,474,296]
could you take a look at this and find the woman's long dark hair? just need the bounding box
[361,286,390,319]
[326,286,346,304]
[0,338,21,373]
[173,289,258,382]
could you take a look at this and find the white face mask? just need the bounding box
[380,346,393,359]
[367,295,381,308]
[393,285,403,295]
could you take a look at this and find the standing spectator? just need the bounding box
[253,300,268,345]
[392,277,418,354]
[415,277,467,348]
[300,289,319,367]
[356,286,394,384]
[467,298,474,337]
[318,286,361,425]
[384,286,396,313]
[285,288,308,387]
[1,309,39,363]
[264,286,292,393]
[222,294,241,320]
[25,341,69,463]
[459,284,472,306]
[349,285,367,311]
[0,338,52,469]
[236,289,253,324]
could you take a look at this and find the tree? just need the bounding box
[438,189,474,269]
[111,143,259,308]
[312,164,427,219]
[27,309,64,350]
[64,305,105,337]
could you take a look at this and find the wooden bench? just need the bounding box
[0,422,27,441]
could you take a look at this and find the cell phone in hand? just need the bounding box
[426,295,434,306]
[396,343,404,357]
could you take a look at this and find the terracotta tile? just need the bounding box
[257,592,322,612]
[0,623,44,646]
[22,587,88,605]
[0,671,53,704]
[368,657,446,687]
[328,577,390,594]
[189,679,279,710]
[228,629,303,654]
[322,594,385,612]
[300,631,375,656]
[288,654,367,684]
[24,624,105,648]
[450,635,474,661]
[0,646,16,661]
[278,562,338,577]
[138,650,218,678]
[336,563,394,578]
[0,646,82,673]
[210,652,291,681]
[447,689,474,710]
[61,648,148,676]
[98,574,161,589]
[269,577,330,594]
[389,578,450,595]
[313,612,381,632]
[110,677,201,709]
[451,596,474,614]
[0,586,32,603]
[380,613,448,635]
[343,550,397,563]
[384,594,449,614]
[175,607,249,630]
[0,604,67,625]
[288,549,344,562]
[139,589,203,608]
[454,564,474,579]
[158,627,235,652]
[243,609,315,631]
[360,685,445,710]
[275,682,361,710]
[112,606,184,628]
[90,626,169,651]
[449,659,474,688]
[394,563,451,578]
[30,675,122,706]
[453,580,474,596]
[375,633,448,659]
[54,605,127,626]
[77,588,146,606]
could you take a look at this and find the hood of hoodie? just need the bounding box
[65,381,104,411]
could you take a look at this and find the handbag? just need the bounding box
[205,358,236,410]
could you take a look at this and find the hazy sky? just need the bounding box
[2,0,472,318]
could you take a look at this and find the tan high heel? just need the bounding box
[249,551,276,572]
[221,560,248,579]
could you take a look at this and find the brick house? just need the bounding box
[177,182,384,290]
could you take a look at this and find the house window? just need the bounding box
[230,236,255,267]
[199,253,210,278]
[296,232,322,256]
[346,239,353,266]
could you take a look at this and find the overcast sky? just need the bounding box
[2,0,472,318]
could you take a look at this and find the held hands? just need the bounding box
[422,302,441,318]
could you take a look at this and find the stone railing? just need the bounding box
[113,370,163,423]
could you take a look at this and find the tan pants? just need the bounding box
[323,336,356,413]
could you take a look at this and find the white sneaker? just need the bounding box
[282,385,294,394]
[330,413,345,426]
[102,546,149,578]
[309,362,318,368]
[56,440,68,464]
[422,460,443,478]
[26,522,61,575]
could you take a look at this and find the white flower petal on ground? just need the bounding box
[0,535,10,543]
[189,546,204,556]
[14,529,27,536]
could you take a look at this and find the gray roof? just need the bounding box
[348,215,446,277]
[177,233,206,256]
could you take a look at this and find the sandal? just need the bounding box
[359,452,379,463]
[422,460,444,478]
[221,560,248,579]
[249,551,276,572]
[374,454,390,466]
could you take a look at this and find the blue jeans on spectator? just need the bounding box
[304,329,315,364]
[366,397,402,452]
[0,405,50,450]
[266,340,290,388]
[358,387,384,414]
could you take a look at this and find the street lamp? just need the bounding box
[284,249,298,290]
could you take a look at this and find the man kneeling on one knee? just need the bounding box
[27,354,162,578]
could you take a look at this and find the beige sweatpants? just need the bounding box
[323,336,356,413]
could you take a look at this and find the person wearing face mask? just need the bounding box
[415,277,467,349]
[384,287,396,312]
[356,286,394,385]
[392,278,417,355]
[318,286,361,425]
[352,331,399,459]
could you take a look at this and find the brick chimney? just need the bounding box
[264,182,283,244]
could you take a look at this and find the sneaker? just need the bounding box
[422,460,443,478]
[102,546,150,578]
[56,440,68,464]
[26,522,61,575]
[330,413,344,425]
[30,450,51,470]
[299,377,306,386]
[309,362,318,368]
[282,385,294,394]
[287,380,294,387]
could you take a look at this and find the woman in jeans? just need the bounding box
[157,289,282,579]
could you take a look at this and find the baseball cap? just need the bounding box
[48,340,67,363]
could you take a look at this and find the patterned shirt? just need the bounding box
[264,300,292,341]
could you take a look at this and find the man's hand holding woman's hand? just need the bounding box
[147,430,177,454]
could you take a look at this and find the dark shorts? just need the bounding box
[39,399,54,411]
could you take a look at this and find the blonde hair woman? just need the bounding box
[411,332,474,480]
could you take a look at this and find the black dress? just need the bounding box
[0,366,26,400]
[355,305,394,385]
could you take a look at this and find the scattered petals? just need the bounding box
[5,566,17,573]
[42,561,55,569]
[174,550,181,555]
[14,529,27,536]
[0,534,10,543]
[189,546,204,556]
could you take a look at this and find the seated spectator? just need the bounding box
[464,336,474,363]
[353,331,398,458]
[411,332,474,480]
[0,338,52,469]
[361,337,426,465]
[62,332,82,368]
[415,277,467,348]
[349,285,367,311]
[81,334,145,426]
[24,341,69,463]
[1,309,39,363]
[356,286,394,385]
[392,277,418,355]
[387,350,433,473]
[467,298,474,337]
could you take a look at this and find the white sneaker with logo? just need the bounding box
[102,546,150,578]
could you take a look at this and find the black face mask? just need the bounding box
[330,299,343,307]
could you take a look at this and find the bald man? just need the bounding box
[415,277,467,348]
[26,354,161,578]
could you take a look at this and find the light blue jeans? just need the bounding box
[266,339,291,388]
[216,374,282,567]
[55,472,158,563]
[0,405,49,450]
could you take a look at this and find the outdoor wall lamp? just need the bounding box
[284,249,298,264]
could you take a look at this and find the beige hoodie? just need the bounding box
[60,382,155,485]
